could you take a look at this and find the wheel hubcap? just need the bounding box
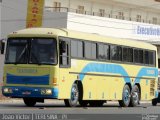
[71,86,78,101]
[124,89,130,103]
[132,91,139,103]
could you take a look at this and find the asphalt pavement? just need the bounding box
[0,99,160,120]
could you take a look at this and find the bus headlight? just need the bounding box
[46,89,52,95]
[41,89,52,95]
[3,88,13,93]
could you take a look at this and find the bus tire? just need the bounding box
[119,84,131,107]
[152,99,158,106]
[129,85,140,107]
[64,83,79,107]
[23,98,36,107]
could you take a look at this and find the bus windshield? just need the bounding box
[5,38,57,65]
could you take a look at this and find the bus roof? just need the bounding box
[8,28,157,50]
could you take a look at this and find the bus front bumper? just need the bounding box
[2,86,58,99]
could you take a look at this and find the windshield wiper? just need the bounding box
[15,44,28,65]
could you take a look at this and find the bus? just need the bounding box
[2,28,159,107]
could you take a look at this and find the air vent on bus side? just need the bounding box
[150,80,155,96]
[158,78,160,90]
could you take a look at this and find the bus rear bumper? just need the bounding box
[2,86,58,99]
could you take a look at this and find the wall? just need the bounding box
[45,0,160,24]
[1,0,27,39]
[43,11,68,28]
[67,12,160,42]
[114,0,160,10]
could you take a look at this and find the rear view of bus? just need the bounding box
[2,28,59,107]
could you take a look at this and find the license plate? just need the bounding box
[22,91,31,95]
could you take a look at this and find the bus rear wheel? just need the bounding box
[64,83,79,107]
[119,85,131,107]
[129,85,140,107]
[23,98,36,107]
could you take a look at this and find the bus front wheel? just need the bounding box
[119,85,131,107]
[64,83,79,107]
[23,98,36,107]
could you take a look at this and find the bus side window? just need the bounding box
[59,38,70,67]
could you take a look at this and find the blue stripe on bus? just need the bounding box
[6,73,50,85]
[79,63,158,83]
[134,67,158,84]
[79,63,131,83]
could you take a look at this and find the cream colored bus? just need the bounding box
[2,28,158,107]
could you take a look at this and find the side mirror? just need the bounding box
[60,41,66,53]
[0,40,5,54]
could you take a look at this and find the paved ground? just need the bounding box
[0,99,160,120]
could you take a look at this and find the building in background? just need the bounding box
[44,0,160,66]
[1,0,28,39]
[44,0,160,56]
[44,0,160,65]
[0,0,160,82]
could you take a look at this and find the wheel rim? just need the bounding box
[132,91,139,104]
[124,89,130,104]
[71,85,78,102]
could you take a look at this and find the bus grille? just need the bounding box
[6,73,50,85]
[150,80,155,96]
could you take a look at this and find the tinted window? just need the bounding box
[144,51,149,64]
[85,42,92,59]
[149,51,155,65]
[144,50,155,66]
[91,43,97,59]
[30,39,57,64]
[71,40,83,58]
[134,49,139,63]
[111,45,122,61]
[134,49,143,64]
[71,40,77,57]
[123,47,133,62]
[59,38,70,67]
[98,44,109,60]
[139,50,143,63]
[77,41,83,58]
[84,42,97,59]
[104,45,110,60]
[5,39,28,64]
[98,44,104,59]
